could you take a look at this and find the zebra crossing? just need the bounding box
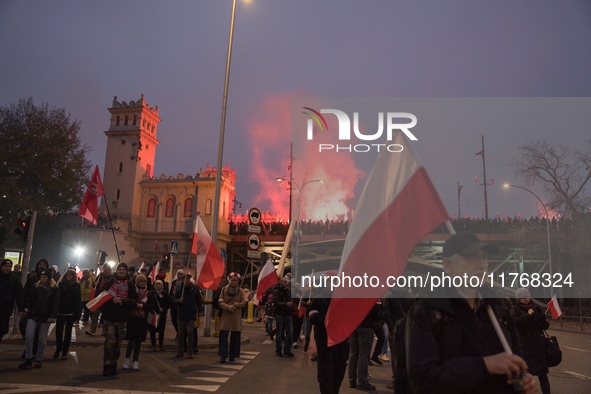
[170,351,260,392]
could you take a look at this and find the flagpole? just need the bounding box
[480,135,489,220]
[102,194,121,264]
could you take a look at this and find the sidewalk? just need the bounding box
[3,316,256,349]
[548,319,591,335]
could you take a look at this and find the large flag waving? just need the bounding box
[325,132,449,346]
[78,165,105,225]
[149,261,160,282]
[255,259,279,303]
[191,215,225,290]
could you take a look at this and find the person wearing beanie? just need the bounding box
[0,259,24,344]
[19,258,49,347]
[99,261,138,376]
[169,269,186,339]
[511,288,551,394]
[85,264,112,336]
[148,279,171,351]
[19,267,59,369]
[53,268,81,360]
[122,274,153,370]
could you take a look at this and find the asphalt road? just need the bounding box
[0,324,590,393]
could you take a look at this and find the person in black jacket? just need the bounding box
[511,288,551,394]
[86,264,113,336]
[169,269,186,338]
[308,286,349,394]
[123,274,153,370]
[53,268,81,360]
[148,279,171,351]
[100,262,138,376]
[19,258,49,346]
[0,259,24,344]
[18,267,59,369]
[173,273,203,358]
[273,277,295,357]
[406,232,539,394]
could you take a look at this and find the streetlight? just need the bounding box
[277,178,325,283]
[503,183,553,296]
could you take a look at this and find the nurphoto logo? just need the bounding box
[303,107,417,153]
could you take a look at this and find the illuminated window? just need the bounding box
[165,198,174,218]
[147,198,156,218]
[118,162,123,173]
[184,198,193,218]
[205,199,212,215]
[133,115,137,125]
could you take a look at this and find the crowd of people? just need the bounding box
[0,232,554,393]
[230,215,574,237]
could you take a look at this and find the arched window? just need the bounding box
[205,199,212,215]
[116,189,120,200]
[165,198,174,218]
[118,162,123,173]
[147,198,156,218]
[133,115,137,125]
[116,116,120,126]
[184,198,193,218]
[124,115,128,125]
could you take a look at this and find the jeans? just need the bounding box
[125,340,142,362]
[218,330,241,359]
[304,316,313,348]
[381,323,389,354]
[265,317,274,334]
[348,326,373,385]
[177,319,195,353]
[25,319,50,362]
[275,315,293,354]
[371,322,385,359]
[55,316,76,355]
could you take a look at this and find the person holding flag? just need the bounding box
[173,273,203,359]
[511,288,551,394]
[217,272,247,363]
[148,279,171,351]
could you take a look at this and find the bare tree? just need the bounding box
[511,139,591,221]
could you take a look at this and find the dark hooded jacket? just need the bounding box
[406,286,521,394]
[58,274,82,320]
[0,262,24,319]
[25,274,60,323]
[273,283,292,316]
[511,302,550,376]
[23,259,49,300]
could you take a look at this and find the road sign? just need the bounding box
[170,241,178,255]
[248,224,261,234]
[247,233,261,251]
[248,208,261,225]
[247,250,261,259]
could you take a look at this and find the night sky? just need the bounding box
[2,1,590,220]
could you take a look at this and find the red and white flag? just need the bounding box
[255,259,279,303]
[87,290,114,312]
[547,295,562,319]
[190,215,225,290]
[325,131,449,346]
[78,165,105,225]
[75,265,83,279]
[149,261,160,282]
[148,311,159,327]
[138,262,145,273]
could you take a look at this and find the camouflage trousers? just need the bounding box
[102,320,126,366]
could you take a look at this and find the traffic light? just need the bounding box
[14,216,31,242]
[99,251,108,266]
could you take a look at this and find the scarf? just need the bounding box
[519,301,534,311]
[226,284,239,297]
[136,286,148,303]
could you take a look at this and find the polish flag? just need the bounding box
[149,262,160,282]
[190,215,225,290]
[325,131,449,346]
[78,165,105,225]
[138,262,145,273]
[148,311,159,327]
[474,176,479,182]
[87,290,114,312]
[547,295,563,319]
[255,259,279,303]
[75,265,83,279]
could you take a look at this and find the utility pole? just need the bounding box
[479,135,489,220]
[289,143,293,223]
[457,182,463,219]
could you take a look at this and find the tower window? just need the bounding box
[124,115,128,125]
[147,198,156,218]
[133,115,137,125]
[116,116,120,126]
[165,198,174,218]
[205,199,212,215]
[184,198,193,218]
[116,189,120,200]
[118,162,123,173]
[223,201,226,218]
[146,163,152,177]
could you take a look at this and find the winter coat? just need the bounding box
[174,283,204,321]
[25,278,60,323]
[125,287,153,342]
[23,259,48,300]
[308,290,333,345]
[58,281,81,320]
[0,271,24,319]
[406,286,521,394]
[511,303,550,376]
[218,285,246,332]
[272,284,292,316]
[148,289,172,315]
[383,288,414,331]
[80,275,95,302]
[101,277,138,323]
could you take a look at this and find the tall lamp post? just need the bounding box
[503,183,553,296]
[277,178,324,283]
